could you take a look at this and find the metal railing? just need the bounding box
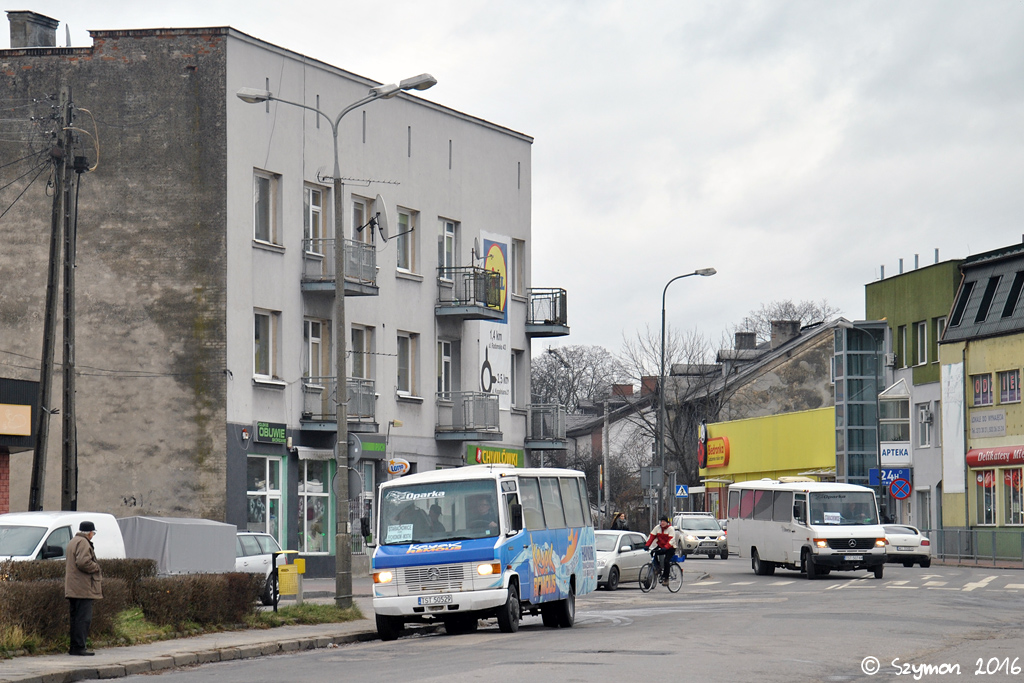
[527,288,568,326]
[302,238,376,286]
[301,376,376,422]
[527,403,566,440]
[436,391,500,432]
[923,527,1024,568]
[436,266,502,308]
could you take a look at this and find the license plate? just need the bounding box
[418,595,453,605]
[845,555,863,561]
[699,541,717,547]
[896,546,915,552]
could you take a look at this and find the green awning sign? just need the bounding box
[466,444,523,468]
[256,421,287,444]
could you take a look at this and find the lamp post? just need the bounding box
[237,73,436,609]
[658,268,716,518]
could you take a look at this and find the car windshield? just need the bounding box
[809,491,878,525]
[595,534,620,552]
[379,479,500,545]
[0,525,47,556]
[679,518,721,531]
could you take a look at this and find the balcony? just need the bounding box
[300,376,377,433]
[525,288,569,337]
[436,266,505,321]
[524,403,568,450]
[301,238,378,296]
[435,391,502,441]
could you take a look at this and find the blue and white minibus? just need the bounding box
[370,464,597,640]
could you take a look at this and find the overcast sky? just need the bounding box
[9,1,1024,355]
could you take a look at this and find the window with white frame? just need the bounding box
[1004,468,1023,525]
[999,369,1020,404]
[247,455,283,541]
[934,316,946,363]
[437,340,452,394]
[304,186,325,254]
[352,196,375,244]
[917,402,932,447]
[254,310,280,379]
[915,321,927,365]
[976,469,996,525]
[253,171,279,244]
[298,459,331,553]
[899,325,907,368]
[510,239,525,296]
[397,332,418,395]
[511,349,524,408]
[350,326,373,380]
[397,209,417,271]
[973,373,993,407]
[303,319,325,379]
[438,219,456,276]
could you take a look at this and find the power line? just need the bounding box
[0,159,49,222]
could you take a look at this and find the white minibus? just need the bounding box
[726,479,887,579]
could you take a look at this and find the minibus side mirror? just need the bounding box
[510,503,524,532]
[793,504,806,524]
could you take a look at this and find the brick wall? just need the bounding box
[0,452,9,514]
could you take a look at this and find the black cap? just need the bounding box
[79,521,96,533]
[659,515,669,523]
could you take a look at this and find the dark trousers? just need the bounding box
[68,598,93,652]
[652,547,674,580]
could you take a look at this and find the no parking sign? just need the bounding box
[889,478,911,500]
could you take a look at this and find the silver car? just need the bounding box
[673,512,728,559]
[235,532,284,605]
[883,525,932,568]
[595,530,650,590]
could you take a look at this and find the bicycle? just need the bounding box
[639,551,683,593]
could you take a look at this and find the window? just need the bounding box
[247,456,283,541]
[975,276,1001,323]
[298,460,331,554]
[350,326,373,379]
[303,319,324,379]
[511,350,524,408]
[976,469,996,525]
[1004,468,1023,525]
[933,316,946,364]
[438,219,456,275]
[396,209,417,271]
[879,397,910,441]
[914,321,927,365]
[254,310,280,379]
[1000,369,1020,404]
[752,491,773,520]
[304,186,325,254]
[949,281,976,327]
[1003,272,1024,318]
[253,171,279,244]
[510,239,525,296]
[917,403,932,447]
[437,340,452,394]
[397,332,418,395]
[897,325,907,368]
[559,478,586,528]
[352,197,374,244]
[519,477,545,530]
[539,477,566,528]
[973,373,993,407]
[772,491,793,522]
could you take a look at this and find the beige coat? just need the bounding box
[65,532,103,600]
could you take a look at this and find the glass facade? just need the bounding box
[834,323,886,487]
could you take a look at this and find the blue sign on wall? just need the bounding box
[869,468,911,486]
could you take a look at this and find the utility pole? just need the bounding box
[29,86,72,511]
[61,109,83,511]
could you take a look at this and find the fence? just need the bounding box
[925,527,1024,568]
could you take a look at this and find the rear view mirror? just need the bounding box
[620,545,631,553]
[41,544,64,560]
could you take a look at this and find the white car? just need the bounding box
[595,530,650,590]
[883,525,932,568]
[236,532,284,605]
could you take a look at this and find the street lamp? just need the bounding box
[237,73,436,609]
[658,268,716,519]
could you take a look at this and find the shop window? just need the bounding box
[976,469,996,526]
[972,374,993,407]
[1004,468,1023,526]
[247,456,283,542]
[999,369,1020,404]
[298,460,331,554]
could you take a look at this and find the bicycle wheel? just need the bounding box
[666,562,683,593]
[639,562,656,593]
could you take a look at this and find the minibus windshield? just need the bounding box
[380,480,501,545]
[809,491,878,525]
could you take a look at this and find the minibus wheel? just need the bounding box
[555,583,576,628]
[803,550,820,580]
[376,614,403,641]
[497,583,521,633]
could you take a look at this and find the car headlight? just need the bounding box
[597,558,607,569]
[685,534,698,543]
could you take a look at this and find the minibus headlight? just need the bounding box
[813,538,828,549]
[875,538,886,548]
[477,562,502,576]
[373,570,394,584]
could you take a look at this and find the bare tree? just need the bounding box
[731,299,841,343]
[531,344,627,413]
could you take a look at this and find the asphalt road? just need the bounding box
[122,558,1024,682]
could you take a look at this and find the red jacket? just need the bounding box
[645,523,679,551]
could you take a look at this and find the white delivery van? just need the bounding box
[0,511,126,561]
[727,479,887,579]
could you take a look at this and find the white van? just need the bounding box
[0,511,126,561]
[727,479,887,579]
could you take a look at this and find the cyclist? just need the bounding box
[645,515,681,585]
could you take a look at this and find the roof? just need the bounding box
[944,241,1024,342]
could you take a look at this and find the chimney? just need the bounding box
[611,384,633,399]
[640,376,657,397]
[770,320,801,349]
[734,331,756,350]
[7,11,58,48]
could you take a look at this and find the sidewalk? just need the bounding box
[0,576,400,683]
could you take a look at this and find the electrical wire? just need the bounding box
[0,148,48,172]
[0,159,49,222]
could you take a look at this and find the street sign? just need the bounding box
[675,485,689,498]
[889,478,911,500]
[869,468,911,486]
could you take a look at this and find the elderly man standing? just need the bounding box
[65,520,102,656]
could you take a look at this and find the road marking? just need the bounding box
[1006,584,1024,590]
[886,585,918,589]
[923,581,947,586]
[769,581,795,586]
[692,581,721,585]
[731,581,755,585]
[889,580,910,585]
[963,575,999,592]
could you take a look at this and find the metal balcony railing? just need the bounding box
[436,391,500,433]
[302,238,376,287]
[526,288,568,327]
[436,266,503,309]
[301,376,375,422]
[527,404,567,441]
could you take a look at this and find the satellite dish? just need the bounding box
[374,194,391,241]
[473,237,481,263]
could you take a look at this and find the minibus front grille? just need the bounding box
[401,564,468,592]
[825,538,877,550]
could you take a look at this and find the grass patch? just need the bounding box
[111,607,176,643]
[0,624,41,655]
[250,603,363,628]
